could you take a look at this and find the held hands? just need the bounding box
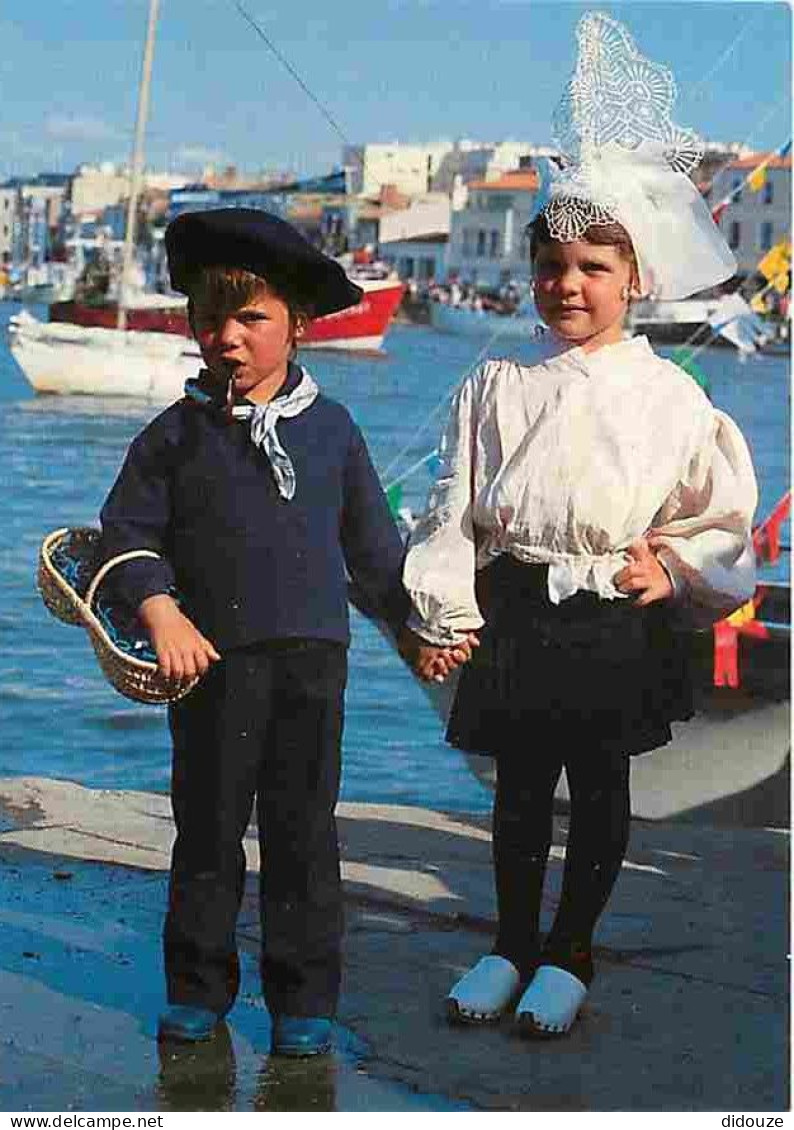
[138,594,221,684]
[612,538,673,606]
[397,626,480,684]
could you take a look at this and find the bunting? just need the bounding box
[712,492,790,688]
[756,240,791,294]
[709,138,791,220]
[385,482,403,519]
[752,491,791,564]
[747,163,767,192]
[671,348,712,397]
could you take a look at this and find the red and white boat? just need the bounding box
[48,270,405,353]
[8,271,405,400]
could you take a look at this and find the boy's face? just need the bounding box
[191,287,297,402]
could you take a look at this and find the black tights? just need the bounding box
[492,747,631,983]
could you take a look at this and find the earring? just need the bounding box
[620,284,630,301]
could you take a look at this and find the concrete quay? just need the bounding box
[0,775,788,1112]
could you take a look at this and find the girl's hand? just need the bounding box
[612,538,673,606]
[138,594,221,683]
[397,627,479,683]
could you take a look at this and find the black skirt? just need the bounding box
[446,556,693,759]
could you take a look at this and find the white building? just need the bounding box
[709,153,792,277]
[343,143,450,196]
[431,140,537,193]
[379,233,448,283]
[0,187,16,262]
[446,169,540,287]
[343,139,536,197]
[70,163,188,216]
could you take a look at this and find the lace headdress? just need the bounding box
[531,12,736,299]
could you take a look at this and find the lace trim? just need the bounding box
[552,11,703,173]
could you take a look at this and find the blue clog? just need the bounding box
[157,1004,222,1043]
[271,1015,333,1057]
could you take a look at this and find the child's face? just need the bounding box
[192,287,296,401]
[532,238,635,353]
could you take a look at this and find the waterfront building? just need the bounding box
[445,168,539,287]
[378,193,453,281]
[378,232,448,283]
[343,140,535,197]
[0,186,16,263]
[708,152,792,277]
[1,174,70,266]
[70,163,187,217]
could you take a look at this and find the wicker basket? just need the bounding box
[37,527,200,705]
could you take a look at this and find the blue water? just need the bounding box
[0,302,788,812]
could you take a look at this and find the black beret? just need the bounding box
[165,208,363,317]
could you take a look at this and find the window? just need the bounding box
[760,221,774,252]
[731,178,743,204]
[462,229,472,258]
[763,179,774,205]
[420,257,435,280]
[490,229,500,258]
[476,229,486,257]
[728,221,741,250]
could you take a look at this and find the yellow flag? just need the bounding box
[747,163,768,192]
[750,292,768,314]
[757,240,791,292]
[727,600,756,628]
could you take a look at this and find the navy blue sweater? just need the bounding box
[99,366,410,649]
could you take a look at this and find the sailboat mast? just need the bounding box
[117,0,160,331]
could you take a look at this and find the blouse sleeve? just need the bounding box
[402,369,485,646]
[649,407,758,627]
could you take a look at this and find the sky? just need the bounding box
[0,0,790,181]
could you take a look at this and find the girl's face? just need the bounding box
[532,238,635,353]
[192,288,304,402]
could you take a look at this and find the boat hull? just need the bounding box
[9,312,201,399]
[350,579,790,823]
[49,276,406,353]
[429,301,544,339]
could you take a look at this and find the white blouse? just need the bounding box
[403,335,758,646]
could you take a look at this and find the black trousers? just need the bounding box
[164,639,348,1019]
[492,745,631,983]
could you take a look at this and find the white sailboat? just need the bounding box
[7,0,404,399]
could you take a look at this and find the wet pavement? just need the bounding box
[0,776,789,1112]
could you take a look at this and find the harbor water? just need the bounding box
[0,302,789,813]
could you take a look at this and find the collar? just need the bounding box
[184,360,304,418]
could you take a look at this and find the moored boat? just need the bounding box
[8,272,406,399]
[49,272,406,353]
[429,299,545,340]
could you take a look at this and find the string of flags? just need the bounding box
[712,491,790,688]
[710,138,791,223]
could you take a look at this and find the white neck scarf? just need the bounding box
[247,367,319,500]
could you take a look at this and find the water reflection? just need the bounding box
[255,1055,337,1112]
[156,1024,237,1112]
[156,1023,338,1112]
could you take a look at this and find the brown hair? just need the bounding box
[528,205,639,284]
[186,265,312,349]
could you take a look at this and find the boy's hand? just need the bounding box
[397,627,479,683]
[613,538,673,606]
[138,594,221,683]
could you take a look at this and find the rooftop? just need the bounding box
[467,170,540,192]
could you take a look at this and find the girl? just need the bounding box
[401,12,758,1038]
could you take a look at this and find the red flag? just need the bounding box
[752,491,791,564]
[711,200,729,223]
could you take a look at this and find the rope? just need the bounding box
[379,308,539,487]
[232,1,352,147]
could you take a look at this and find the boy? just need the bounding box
[99,208,444,1055]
